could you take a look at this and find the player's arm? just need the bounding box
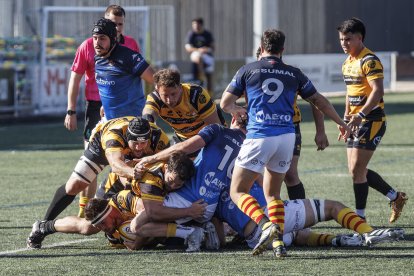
[106,150,134,180]
[348,78,384,128]
[185,43,197,53]
[220,91,247,122]
[310,104,329,151]
[142,107,159,123]
[344,94,351,121]
[137,135,206,167]
[142,198,207,222]
[305,92,350,141]
[64,71,83,131]
[140,66,155,85]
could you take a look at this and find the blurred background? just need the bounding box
[0,0,413,119]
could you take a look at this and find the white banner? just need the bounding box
[247,52,397,94]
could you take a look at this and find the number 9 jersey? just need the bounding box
[225,56,317,139]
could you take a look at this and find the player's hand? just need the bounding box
[230,106,247,124]
[123,240,137,251]
[314,131,329,151]
[189,199,207,219]
[64,114,77,131]
[133,163,148,180]
[347,115,363,134]
[337,124,351,142]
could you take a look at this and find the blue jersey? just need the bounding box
[175,124,245,207]
[95,44,149,120]
[215,183,265,237]
[226,56,317,139]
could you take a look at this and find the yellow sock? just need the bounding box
[166,223,177,238]
[78,197,89,218]
[237,193,267,225]
[336,207,374,234]
[267,199,285,233]
[306,232,335,246]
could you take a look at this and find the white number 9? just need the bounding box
[262,78,284,103]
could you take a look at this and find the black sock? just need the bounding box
[287,182,306,200]
[353,182,369,209]
[366,169,394,196]
[41,219,57,236]
[44,184,76,220]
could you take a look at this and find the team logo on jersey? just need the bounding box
[199,94,207,104]
[204,172,215,186]
[255,110,291,123]
[368,60,377,69]
[279,161,286,167]
[220,191,231,202]
[251,158,258,165]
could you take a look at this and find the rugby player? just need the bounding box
[337,18,407,222]
[220,29,351,257]
[27,117,169,249]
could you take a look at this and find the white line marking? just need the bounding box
[0,238,98,256]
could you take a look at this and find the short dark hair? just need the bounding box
[167,151,195,181]
[261,29,285,55]
[192,17,204,25]
[256,46,261,60]
[337,17,366,41]
[154,69,181,88]
[105,5,126,17]
[85,198,109,221]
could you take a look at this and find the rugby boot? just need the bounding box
[363,228,405,246]
[252,223,280,256]
[389,192,408,223]
[26,220,46,249]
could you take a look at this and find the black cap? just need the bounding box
[126,117,151,142]
[92,18,117,44]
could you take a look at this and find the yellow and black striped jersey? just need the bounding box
[109,189,141,220]
[144,83,217,139]
[293,93,301,124]
[89,116,170,158]
[342,47,385,121]
[131,162,167,203]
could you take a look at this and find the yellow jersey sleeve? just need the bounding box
[109,189,140,217]
[144,92,162,114]
[196,87,217,120]
[361,55,384,82]
[131,163,165,202]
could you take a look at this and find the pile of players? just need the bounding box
[27,7,407,258]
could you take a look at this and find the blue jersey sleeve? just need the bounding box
[197,124,222,144]
[131,52,149,77]
[296,70,317,99]
[225,68,246,97]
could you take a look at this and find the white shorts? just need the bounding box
[235,133,295,174]
[163,192,217,224]
[190,51,214,73]
[245,199,306,248]
[71,155,105,184]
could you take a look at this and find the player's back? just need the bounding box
[176,124,245,204]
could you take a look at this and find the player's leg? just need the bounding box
[284,123,305,199]
[78,101,102,217]
[348,147,373,219]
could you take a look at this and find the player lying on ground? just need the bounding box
[26,152,207,251]
[213,183,404,251]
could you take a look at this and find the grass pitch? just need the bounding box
[0,93,413,275]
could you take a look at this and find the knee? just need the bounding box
[66,178,89,195]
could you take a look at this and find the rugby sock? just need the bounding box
[172,224,195,239]
[353,182,369,218]
[366,169,397,200]
[287,182,306,199]
[336,207,374,234]
[78,197,89,218]
[237,193,268,226]
[41,219,57,235]
[306,232,335,246]
[268,199,285,233]
[44,184,76,221]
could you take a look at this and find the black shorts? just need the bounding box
[84,100,102,141]
[293,123,302,156]
[347,120,386,151]
[83,137,109,166]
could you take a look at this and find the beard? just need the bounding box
[95,45,110,56]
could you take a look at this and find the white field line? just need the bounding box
[0,238,98,256]
[301,147,414,152]
[312,173,414,177]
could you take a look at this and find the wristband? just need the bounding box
[357,111,366,119]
